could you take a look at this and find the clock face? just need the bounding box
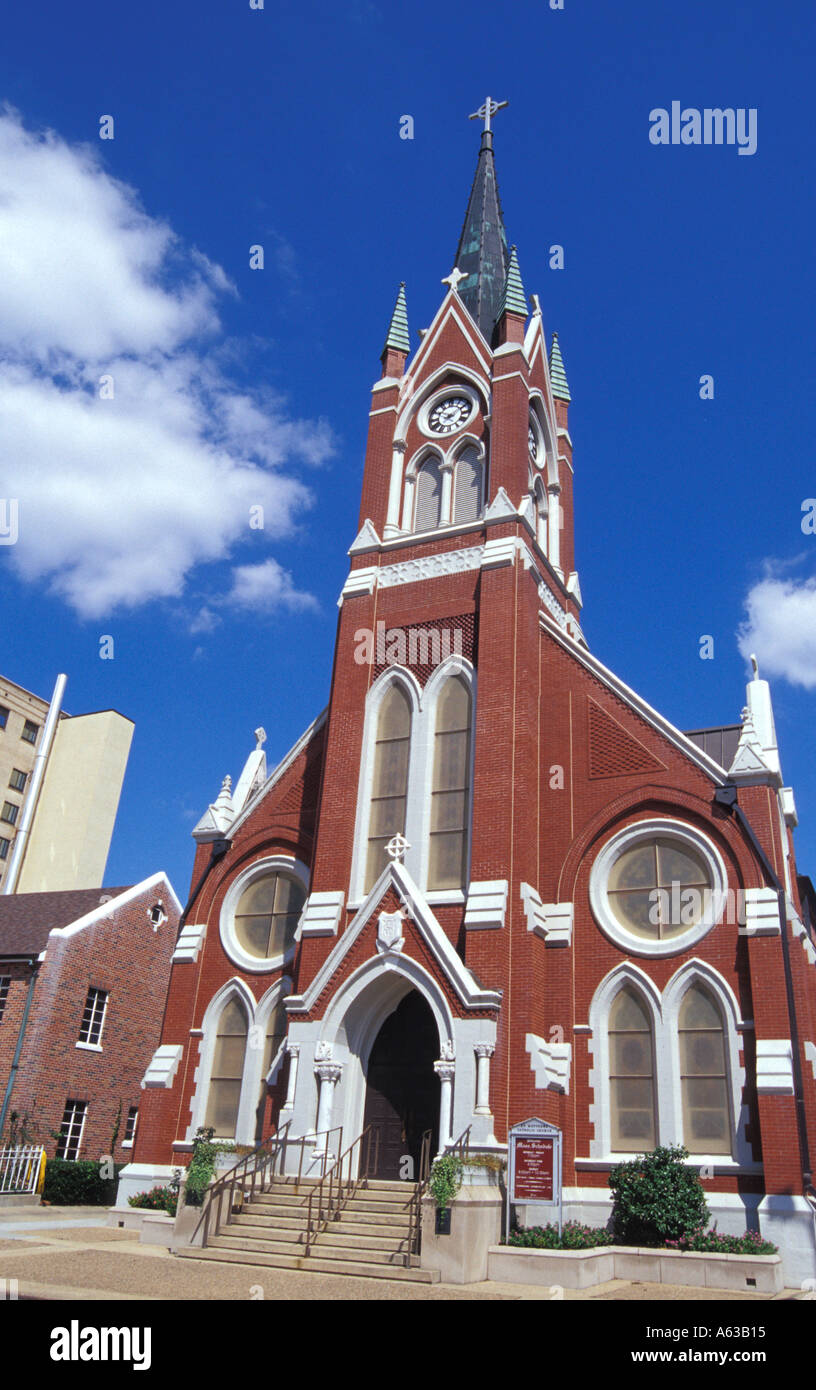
[428,396,472,435]
[528,423,538,463]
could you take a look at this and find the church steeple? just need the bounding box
[454,97,510,344]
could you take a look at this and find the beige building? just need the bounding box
[0,674,133,893]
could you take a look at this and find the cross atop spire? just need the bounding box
[469,96,509,136]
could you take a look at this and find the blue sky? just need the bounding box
[1,0,814,901]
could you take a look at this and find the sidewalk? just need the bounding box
[0,1208,802,1301]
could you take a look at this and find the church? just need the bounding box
[118,101,816,1284]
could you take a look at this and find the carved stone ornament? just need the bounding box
[376,910,405,954]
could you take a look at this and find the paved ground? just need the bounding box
[0,1207,802,1301]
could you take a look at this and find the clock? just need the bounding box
[428,396,472,435]
[528,423,538,463]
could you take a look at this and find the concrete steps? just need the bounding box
[176,1175,435,1283]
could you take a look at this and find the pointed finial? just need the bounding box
[383,282,410,354]
[469,96,509,135]
[498,245,527,318]
[549,332,572,403]
[442,266,468,293]
[255,727,267,749]
[530,293,542,316]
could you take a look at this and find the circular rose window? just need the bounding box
[220,859,308,971]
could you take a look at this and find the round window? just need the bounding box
[590,820,727,956]
[231,870,306,964]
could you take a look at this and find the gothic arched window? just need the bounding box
[678,985,731,1154]
[414,458,443,532]
[428,675,472,891]
[534,477,548,551]
[608,986,656,1152]
[365,683,412,891]
[452,447,483,524]
[255,996,288,1142]
[205,997,249,1137]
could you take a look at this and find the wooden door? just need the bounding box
[363,991,440,1180]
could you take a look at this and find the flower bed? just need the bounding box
[507,1222,776,1255]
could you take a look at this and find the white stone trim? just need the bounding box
[520,885,573,946]
[348,519,381,554]
[47,872,182,939]
[219,854,309,974]
[804,1041,816,1080]
[378,545,484,589]
[589,817,729,958]
[755,1039,795,1095]
[338,566,377,605]
[481,535,519,569]
[142,1044,183,1090]
[740,886,782,937]
[228,709,327,838]
[299,890,344,938]
[415,382,480,440]
[172,921,207,964]
[464,881,508,931]
[526,1034,572,1094]
[781,786,798,828]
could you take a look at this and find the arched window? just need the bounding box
[365,683,412,891]
[233,871,306,963]
[609,987,656,1152]
[452,448,483,524]
[428,675,472,891]
[254,996,288,1142]
[678,985,731,1154]
[415,458,443,531]
[205,997,248,1137]
[534,477,548,551]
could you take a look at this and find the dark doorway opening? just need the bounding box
[362,990,440,1180]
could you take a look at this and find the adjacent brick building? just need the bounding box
[121,111,816,1283]
[0,875,180,1163]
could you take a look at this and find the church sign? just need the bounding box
[507,1118,562,1236]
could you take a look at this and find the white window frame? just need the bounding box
[348,658,476,908]
[219,855,310,973]
[451,439,486,526]
[587,960,754,1169]
[77,986,108,1049]
[589,817,729,958]
[122,1105,139,1149]
[57,1099,88,1161]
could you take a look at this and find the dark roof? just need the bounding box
[684,725,742,771]
[0,887,130,958]
[454,129,509,344]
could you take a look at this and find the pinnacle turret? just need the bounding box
[549,332,571,403]
[383,282,410,354]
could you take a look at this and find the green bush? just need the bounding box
[508,1222,614,1250]
[42,1160,124,1206]
[182,1127,235,1207]
[428,1154,463,1214]
[609,1145,709,1246]
[127,1185,178,1217]
[667,1228,777,1255]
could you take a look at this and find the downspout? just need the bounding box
[174,837,232,943]
[2,673,68,895]
[713,784,812,1193]
[0,956,41,1139]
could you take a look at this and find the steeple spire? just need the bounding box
[498,245,527,318]
[549,332,571,403]
[454,99,510,343]
[383,282,410,354]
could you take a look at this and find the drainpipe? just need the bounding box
[713,785,812,1193]
[2,673,68,895]
[174,838,232,943]
[0,956,41,1139]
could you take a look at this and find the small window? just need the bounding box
[0,976,10,1022]
[123,1106,139,1145]
[0,705,8,730]
[9,769,27,793]
[1,802,19,827]
[0,837,10,862]
[78,987,108,1046]
[679,985,731,1154]
[21,720,39,745]
[56,1100,87,1160]
[148,901,167,927]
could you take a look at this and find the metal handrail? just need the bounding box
[405,1124,471,1267]
[191,1121,342,1247]
[304,1122,380,1256]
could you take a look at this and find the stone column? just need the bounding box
[439,459,454,525]
[283,1043,300,1110]
[474,1043,495,1115]
[314,1061,342,1139]
[434,1060,456,1148]
[547,483,562,575]
[385,442,407,537]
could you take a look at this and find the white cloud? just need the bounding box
[226,559,318,613]
[738,570,816,689]
[0,107,334,618]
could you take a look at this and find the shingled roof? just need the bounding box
[0,887,130,958]
[454,126,510,343]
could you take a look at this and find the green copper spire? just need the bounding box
[498,245,527,318]
[454,105,510,343]
[383,282,410,354]
[549,332,571,403]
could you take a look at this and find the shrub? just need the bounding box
[609,1145,709,1246]
[182,1128,235,1207]
[428,1154,463,1214]
[42,1160,124,1206]
[508,1222,614,1250]
[667,1228,777,1255]
[127,1185,178,1218]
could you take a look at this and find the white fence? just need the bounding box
[0,1144,46,1195]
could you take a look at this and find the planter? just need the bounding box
[421,1186,503,1284]
[487,1243,784,1294]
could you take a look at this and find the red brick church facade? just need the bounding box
[120,111,816,1282]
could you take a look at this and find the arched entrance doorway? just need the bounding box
[362,990,440,1179]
